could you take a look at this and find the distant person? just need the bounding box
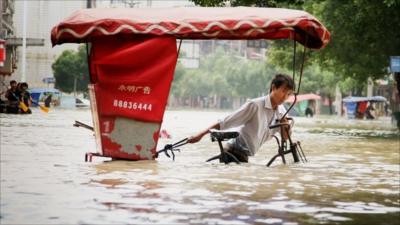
[365,102,375,120]
[18,82,32,114]
[0,97,4,112]
[44,94,52,108]
[0,85,6,113]
[187,74,294,163]
[0,97,5,113]
[5,80,20,114]
[384,101,389,116]
[356,101,368,119]
[305,107,314,117]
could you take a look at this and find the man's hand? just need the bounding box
[187,122,220,144]
[187,131,207,143]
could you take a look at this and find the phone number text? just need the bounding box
[113,99,153,111]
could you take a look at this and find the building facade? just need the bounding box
[12,0,85,88]
[9,0,266,90]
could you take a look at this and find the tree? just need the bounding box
[306,0,400,83]
[170,62,186,96]
[52,45,89,93]
[191,0,400,93]
[171,46,278,105]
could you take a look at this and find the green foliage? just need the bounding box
[172,47,277,98]
[170,62,185,96]
[300,64,335,94]
[268,0,400,92]
[192,0,400,94]
[52,45,89,93]
[306,0,400,82]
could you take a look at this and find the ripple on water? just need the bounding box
[1,110,399,225]
[255,218,283,224]
[326,201,400,214]
[314,213,351,222]
[201,218,250,225]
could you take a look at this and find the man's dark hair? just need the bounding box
[10,80,17,85]
[269,74,295,93]
[20,82,29,89]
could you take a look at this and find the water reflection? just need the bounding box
[0,109,399,224]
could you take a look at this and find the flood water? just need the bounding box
[1,108,399,225]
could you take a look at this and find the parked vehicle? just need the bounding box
[342,96,387,119]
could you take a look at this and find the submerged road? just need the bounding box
[1,109,399,224]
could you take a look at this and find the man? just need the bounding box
[44,94,52,108]
[19,82,32,114]
[365,102,375,120]
[0,81,6,113]
[187,74,295,163]
[5,80,19,114]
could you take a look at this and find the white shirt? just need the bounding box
[219,95,288,156]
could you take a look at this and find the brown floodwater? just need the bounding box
[1,108,399,224]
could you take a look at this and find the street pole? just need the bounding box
[87,0,92,8]
[73,77,77,98]
[335,84,342,116]
[87,0,96,8]
[394,72,400,129]
[0,0,3,39]
[367,77,373,97]
[21,0,27,82]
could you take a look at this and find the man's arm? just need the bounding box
[27,94,32,107]
[187,101,256,144]
[187,122,220,143]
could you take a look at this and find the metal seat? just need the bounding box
[206,129,241,164]
[210,130,239,141]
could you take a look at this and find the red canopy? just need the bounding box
[51,7,330,49]
[285,93,321,103]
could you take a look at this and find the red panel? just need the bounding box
[0,43,5,64]
[90,37,178,160]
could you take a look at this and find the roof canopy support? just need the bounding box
[282,32,309,119]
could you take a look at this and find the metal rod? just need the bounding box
[282,34,308,118]
[173,138,188,147]
[292,35,296,82]
[297,141,308,162]
[281,94,297,120]
[21,0,28,82]
[273,135,281,149]
[74,120,94,131]
[297,35,309,95]
[177,39,183,56]
[86,43,94,83]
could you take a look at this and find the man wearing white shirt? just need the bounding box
[187,74,294,163]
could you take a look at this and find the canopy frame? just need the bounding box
[51,7,330,49]
[281,32,308,119]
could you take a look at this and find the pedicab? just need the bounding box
[51,7,330,165]
[342,96,387,119]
